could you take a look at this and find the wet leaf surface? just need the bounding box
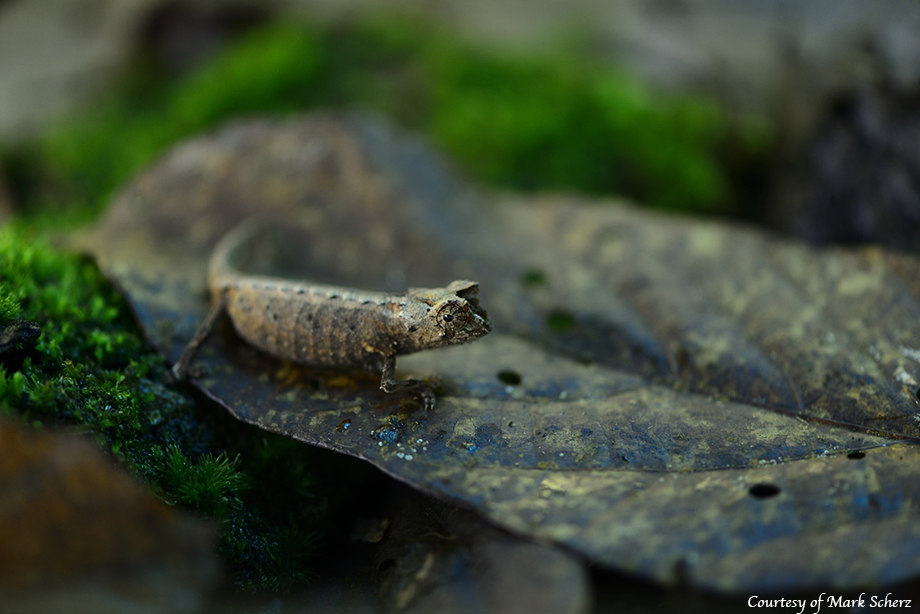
[77,114,920,592]
[0,418,219,613]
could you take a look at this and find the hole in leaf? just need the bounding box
[847,450,866,460]
[749,483,780,499]
[497,370,522,385]
[521,269,547,287]
[546,309,575,332]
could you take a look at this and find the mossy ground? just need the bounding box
[0,13,771,593]
[0,228,323,591]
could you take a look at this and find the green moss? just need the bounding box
[0,368,29,406]
[0,292,20,324]
[0,226,322,591]
[162,446,249,517]
[418,44,730,210]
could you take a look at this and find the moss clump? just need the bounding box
[0,293,20,323]
[419,42,730,211]
[5,16,766,225]
[0,226,321,591]
[162,446,249,518]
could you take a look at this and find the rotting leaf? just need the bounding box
[75,113,920,592]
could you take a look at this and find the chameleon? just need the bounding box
[171,220,491,408]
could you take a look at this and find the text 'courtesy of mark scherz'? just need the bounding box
[748,593,911,613]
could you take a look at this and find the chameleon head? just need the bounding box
[431,297,491,343]
[409,280,491,347]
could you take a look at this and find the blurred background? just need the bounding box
[3,0,920,247]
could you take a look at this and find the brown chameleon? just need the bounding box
[172,220,491,408]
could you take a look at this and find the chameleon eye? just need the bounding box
[435,301,470,331]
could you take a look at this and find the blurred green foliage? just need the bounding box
[9,15,766,224]
[0,227,321,591]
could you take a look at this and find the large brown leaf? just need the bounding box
[77,114,920,592]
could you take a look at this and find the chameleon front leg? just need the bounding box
[170,294,227,381]
[378,353,435,410]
